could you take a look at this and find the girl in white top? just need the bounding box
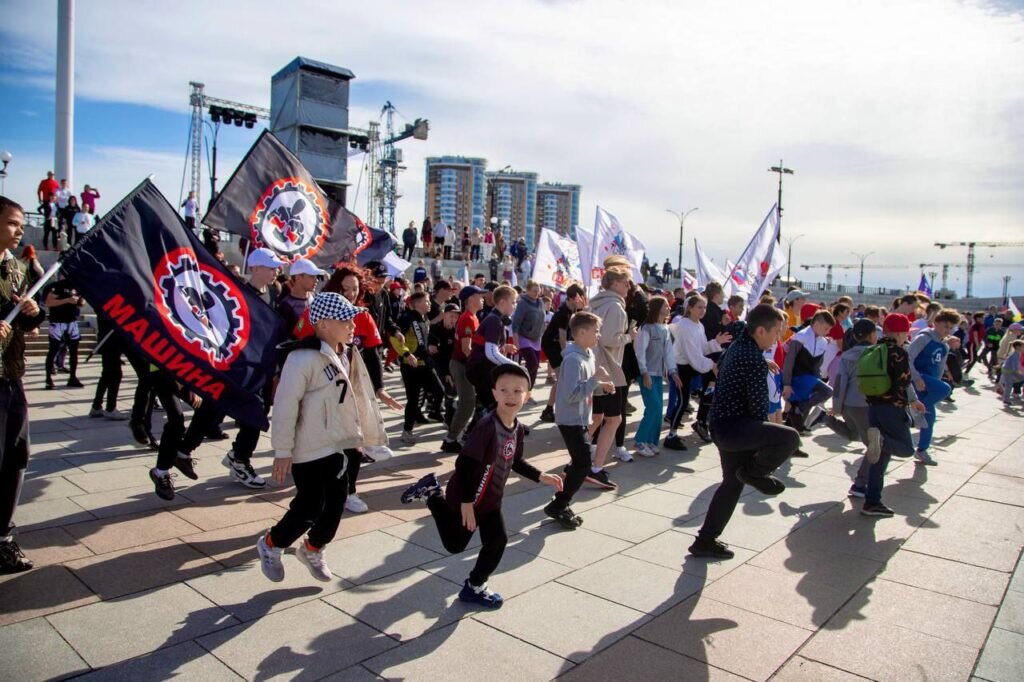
[666,294,731,446]
[634,297,682,456]
[72,206,95,244]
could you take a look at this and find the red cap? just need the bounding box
[799,303,820,322]
[883,313,912,333]
[389,281,404,292]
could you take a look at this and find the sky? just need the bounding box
[1,0,1023,297]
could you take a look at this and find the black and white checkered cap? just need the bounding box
[309,292,366,325]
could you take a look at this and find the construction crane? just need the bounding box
[366,102,428,234]
[918,262,964,293]
[934,241,1024,298]
[187,82,270,211]
[800,263,904,291]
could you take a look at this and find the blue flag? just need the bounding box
[62,180,284,429]
[917,273,933,297]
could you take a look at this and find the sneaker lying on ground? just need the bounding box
[401,473,441,504]
[458,579,503,608]
[256,533,284,582]
[296,541,333,582]
[222,451,267,488]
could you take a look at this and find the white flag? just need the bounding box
[682,270,697,291]
[381,251,411,278]
[1007,297,1022,322]
[723,204,781,307]
[588,206,646,295]
[532,228,583,290]
[576,223,595,291]
[694,239,726,288]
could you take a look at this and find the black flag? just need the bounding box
[61,180,284,430]
[202,130,395,267]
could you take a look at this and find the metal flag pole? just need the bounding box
[84,329,114,363]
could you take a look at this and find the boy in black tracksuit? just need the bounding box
[401,364,563,608]
[391,291,444,444]
[430,303,460,426]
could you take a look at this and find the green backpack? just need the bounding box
[856,343,891,397]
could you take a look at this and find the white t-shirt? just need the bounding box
[73,212,95,234]
[183,198,199,218]
[55,188,73,209]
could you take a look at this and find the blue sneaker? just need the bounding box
[458,579,503,608]
[401,473,440,504]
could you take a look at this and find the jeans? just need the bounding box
[636,376,664,445]
[555,425,592,507]
[915,374,951,452]
[0,379,30,536]
[697,419,800,542]
[427,495,507,586]
[447,359,476,442]
[269,451,351,549]
[866,403,915,504]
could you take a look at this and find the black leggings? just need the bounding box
[270,450,352,549]
[671,366,713,431]
[555,425,591,507]
[427,495,507,586]
[43,223,59,250]
[519,346,540,389]
[401,364,444,431]
[697,419,800,542]
[91,348,123,411]
[0,379,30,536]
[45,337,79,381]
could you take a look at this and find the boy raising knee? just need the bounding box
[400,364,563,608]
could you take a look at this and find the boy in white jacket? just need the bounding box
[257,292,392,583]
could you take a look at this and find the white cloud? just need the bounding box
[2,0,1023,295]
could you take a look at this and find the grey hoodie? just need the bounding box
[833,344,869,412]
[554,342,602,426]
[589,289,629,387]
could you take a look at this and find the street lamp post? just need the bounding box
[666,207,698,279]
[0,151,11,195]
[1003,275,1012,302]
[768,160,794,240]
[782,233,805,284]
[852,250,875,294]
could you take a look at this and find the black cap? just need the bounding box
[458,285,486,302]
[365,261,388,278]
[443,302,461,314]
[852,318,877,340]
[483,281,499,292]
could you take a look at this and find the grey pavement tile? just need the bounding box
[17,474,88,503]
[981,451,1024,478]
[747,535,884,594]
[322,529,443,585]
[802,616,980,682]
[975,627,1024,682]
[623,529,756,580]
[198,598,398,681]
[475,581,648,663]
[673,512,803,552]
[65,509,203,554]
[1010,561,1024,594]
[701,563,852,629]
[65,465,158,494]
[61,450,154,474]
[16,496,95,531]
[421,545,572,599]
[181,518,274,567]
[633,594,812,681]
[879,549,1011,605]
[186,559,349,622]
[74,640,242,681]
[959,481,1024,507]
[570,502,675,543]
[14,526,93,567]
[68,484,193,519]
[994,588,1024,635]
[66,538,221,600]
[331,510,407,540]
[47,582,237,668]
[318,664,384,681]
[556,554,706,615]
[323,568,469,641]
[613,487,709,521]
[557,634,746,681]
[902,495,1024,571]
[363,618,569,681]
[169,494,284,532]
[510,523,631,569]
[770,656,869,681]
[0,564,99,627]
[0,616,90,682]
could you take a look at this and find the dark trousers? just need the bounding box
[555,425,591,507]
[427,495,507,586]
[469,360,498,412]
[520,346,540,389]
[443,245,453,260]
[697,419,800,542]
[43,222,59,249]
[471,245,480,261]
[0,380,30,536]
[270,451,351,549]
[152,374,186,472]
[401,364,444,431]
[866,404,915,504]
[45,337,79,381]
[672,366,712,431]
[91,347,123,411]
[946,350,964,385]
[402,244,415,261]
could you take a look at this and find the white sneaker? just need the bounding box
[345,493,369,514]
[635,443,657,457]
[296,541,333,582]
[401,431,417,445]
[613,446,633,462]
[256,534,284,582]
[363,445,394,462]
[222,452,267,489]
[103,409,129,421]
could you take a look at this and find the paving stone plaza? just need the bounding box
[1,361,1022,681]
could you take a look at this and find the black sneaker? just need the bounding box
[129,421,149,445]
[623,402,637,415]
[174,454,199,480]
[45,379,56,390]
[539,406,555,422]
[205,428,229,441]
[585,469,617,490]
[662,435,688,451]
[544,501,583,530]
[735,469,786,496]
[149,468,176,501]
[146,436,160,451]
[0,538,33,574]
[414,414,431,425]
[440,438,462,454]
[688,538,735,559]
[66,377,85,388]
[692,422,712,443]
[861,502,895,517]
[401,473,441,504]
[790,448,810,459]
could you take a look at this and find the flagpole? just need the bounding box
[240,238,252,275]
[85,329,114,363]
[3,260,62,324]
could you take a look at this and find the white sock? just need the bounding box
[591,466,602,474]
[154,468,169,477]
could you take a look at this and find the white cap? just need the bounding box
[289,258,327,277]
[247,247,286,270]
